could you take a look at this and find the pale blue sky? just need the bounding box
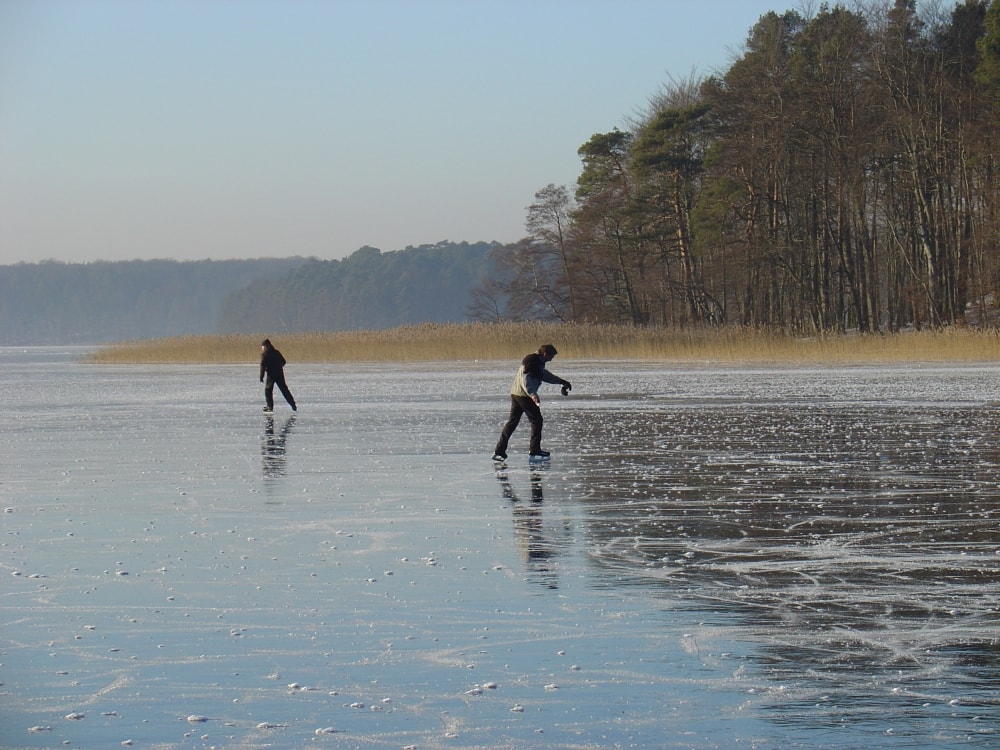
[0,0,791,265]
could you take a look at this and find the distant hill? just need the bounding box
[217,242,499,334]
[0,242,503,345]
[0,258,305,345]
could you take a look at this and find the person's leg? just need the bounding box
[275,373,296,410]
[522,398,544,454]
[264,376,275,411]
[494,396,524,457]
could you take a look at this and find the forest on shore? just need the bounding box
[477,1,1000,334]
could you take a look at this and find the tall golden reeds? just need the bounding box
[85,323,1000,364]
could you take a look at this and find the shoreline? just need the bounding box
[84,322,1000,365]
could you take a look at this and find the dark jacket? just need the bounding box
[511,352,565,398]
[260,346,287,381]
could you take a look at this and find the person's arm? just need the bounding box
[520,354,543,400]
[260,356,266,382]
[540,367,571,395]
[524,372,542,398]
[540,369,567,386]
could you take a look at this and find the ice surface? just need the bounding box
[3,348,1000,749]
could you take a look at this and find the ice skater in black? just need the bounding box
[260,338,297,413]
[493,343,571,461]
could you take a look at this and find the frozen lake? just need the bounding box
[3,347,1000,749]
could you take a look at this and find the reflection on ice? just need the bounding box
[261,413,295,481]
[496,465,566,590]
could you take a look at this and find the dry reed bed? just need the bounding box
[85,323,1000,365]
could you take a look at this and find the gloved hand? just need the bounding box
[561,381,572,396]
[260,378,264,383]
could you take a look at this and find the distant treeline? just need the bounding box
[0,258,304,345]
[0,243,498,345]
[217,242,497,334]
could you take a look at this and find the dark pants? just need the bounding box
[265,373,296,410]
[495,395,543,455]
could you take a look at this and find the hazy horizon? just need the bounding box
[1,0,787,266]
